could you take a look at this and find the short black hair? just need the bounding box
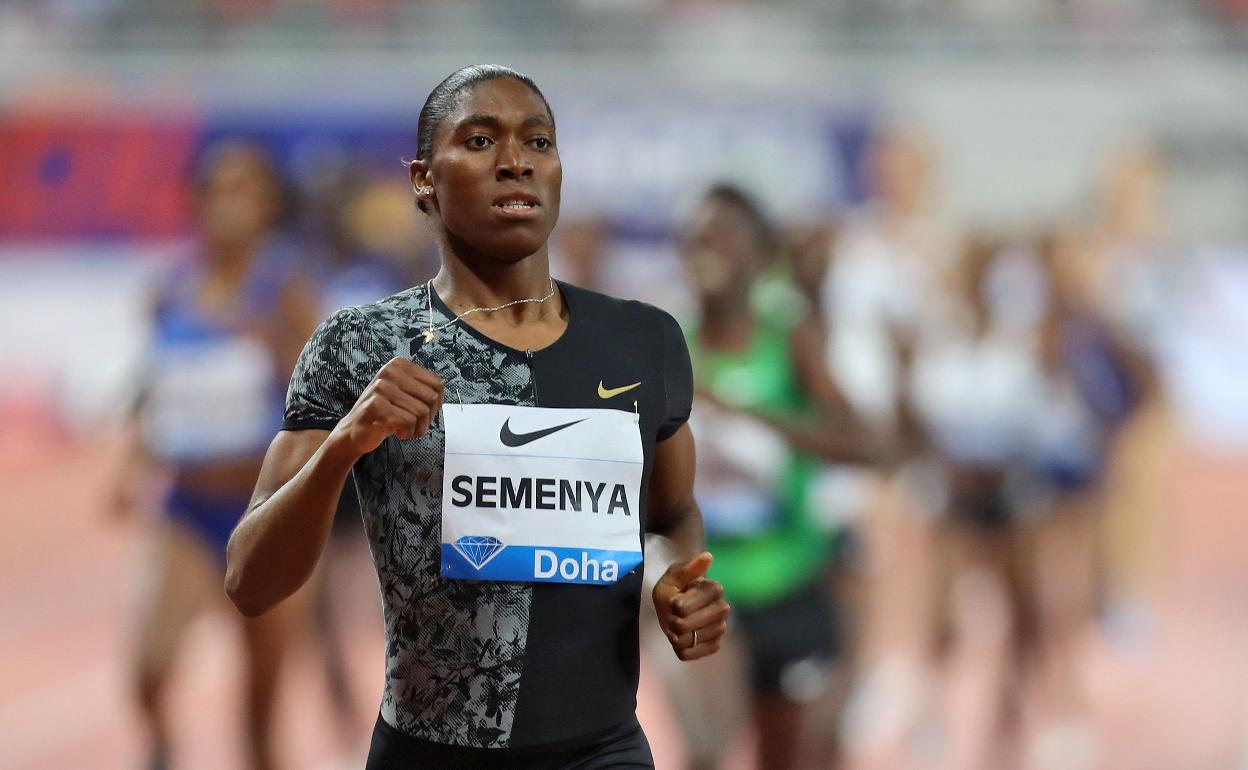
[702,183,777,256]
[414,64,554,213]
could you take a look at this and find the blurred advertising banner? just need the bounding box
[0,98,871,433]
[0,101,870,242]
[556,100,870,234]
[0,115,197,239]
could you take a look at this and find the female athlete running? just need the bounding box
[224,65,729,769]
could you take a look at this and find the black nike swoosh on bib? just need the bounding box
[499,417,588,447]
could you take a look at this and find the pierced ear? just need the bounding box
[408,160,435,199]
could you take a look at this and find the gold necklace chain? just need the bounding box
[423,276,556,343]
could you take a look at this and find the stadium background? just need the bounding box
[2,1,1248,768]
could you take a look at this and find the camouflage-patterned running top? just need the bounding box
[283,280,692,751]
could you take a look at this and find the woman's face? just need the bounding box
[198,149,280,249]
[416,78,562,262]
[681,199,759,302]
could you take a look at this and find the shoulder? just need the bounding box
[304,290,411,357]
[559,281,683,340]
[311,285,432,368]
[343,285,423,337]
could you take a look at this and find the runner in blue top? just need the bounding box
[113,141,320,770]
[224,65,730,769]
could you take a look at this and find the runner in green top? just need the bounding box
[691,305,826,607]
[671,184,881,770]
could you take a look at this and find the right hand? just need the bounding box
[330,357,444,458]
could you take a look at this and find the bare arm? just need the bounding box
[887,320,932,458]
[699,315,887,464]
[224,429,348,617]
[786,314,889,463]
[225,357,444,617]
[646,423,704,559]
[110,294,162,523]
[646,423,730,661]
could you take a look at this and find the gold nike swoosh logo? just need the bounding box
[598,380,641,399]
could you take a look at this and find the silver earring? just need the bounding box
[420,186,434,196]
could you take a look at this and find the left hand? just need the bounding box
[653,551,731,661]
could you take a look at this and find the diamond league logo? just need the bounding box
[453,535,506,570]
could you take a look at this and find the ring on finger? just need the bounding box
[691,629,698,647]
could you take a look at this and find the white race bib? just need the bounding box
[142,337,277,462]
[440,404,643,586]
[690,401,789,537]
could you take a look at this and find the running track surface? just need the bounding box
[2,429,1247,770]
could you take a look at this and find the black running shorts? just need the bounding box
[365,713,655,769]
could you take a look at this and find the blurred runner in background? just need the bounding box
[1018,224,1150,769]
[894,224,1149,769]
[658,184,879,770]
[1083,140,1174,647]
[902,230,1048,768]
[111,141,320,770]
[828,131,955,769]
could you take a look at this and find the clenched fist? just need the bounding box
[653,552,731,661]
[329,357,444,458]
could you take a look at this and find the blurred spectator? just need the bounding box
[110,141,318,770]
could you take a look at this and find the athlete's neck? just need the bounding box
[432,250,559,326]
